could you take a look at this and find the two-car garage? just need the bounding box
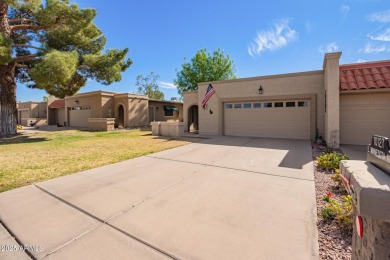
[185,54,390,147]
[224,100,311,140]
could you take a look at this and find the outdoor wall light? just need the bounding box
[259,85,263,95]
[209,109,213,114]
[156,107,159,110]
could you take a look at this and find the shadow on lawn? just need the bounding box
[0,133,48,145]
[150,135,207,143]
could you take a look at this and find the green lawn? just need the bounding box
[0,129,194,193]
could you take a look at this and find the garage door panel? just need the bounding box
[224,101,310,140]
[340,93,390,145]
[69,109,91,127]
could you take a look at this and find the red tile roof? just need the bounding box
[48,99,65,108]
[340,60,390,91]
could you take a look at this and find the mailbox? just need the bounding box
[367,135,390,176]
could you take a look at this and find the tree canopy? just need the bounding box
[174,48,236,96]
[135,72,164,100]
[1,0,132,98]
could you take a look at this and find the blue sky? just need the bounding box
[17,0,390,101]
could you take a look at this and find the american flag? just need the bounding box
[201,84,215,108]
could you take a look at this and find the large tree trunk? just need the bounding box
[0,1,17,137]
[0,64,17,136]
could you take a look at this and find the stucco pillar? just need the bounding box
[323,52,342,148]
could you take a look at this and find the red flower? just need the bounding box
[327,192,332,198]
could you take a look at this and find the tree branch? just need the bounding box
[13,44,44,51]
[10,25,47,32]
[13,54,40,63]
[15,63,29,68]
[8,18,35,24]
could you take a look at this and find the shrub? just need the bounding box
[16,125,23,130]
[317,152,349,171]
[331,169,343,188]
[321,195,353,232]
[321,208,333,221]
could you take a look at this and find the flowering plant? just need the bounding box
[323,192,332,202]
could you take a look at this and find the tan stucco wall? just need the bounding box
[17,101,47,125]
[102,96,115,118]
[37,102,47,119]
[151,121,184,137]
[148,100,183,122]
[127,98,148,127]
[65,93,103,121]
[114,96,129,127]
[196,71,325,138]
[88,118,115,131]
[57,108,65,125]
[323,52,342,148]
[17,101,47,118]
[183,91,199,131]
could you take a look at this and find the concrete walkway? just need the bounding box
[340,144,367,160]
[0,136,319,260]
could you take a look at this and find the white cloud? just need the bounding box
[318,43,339,53]
[368,27,390,41]
[158,81,177,89]
[357,59,367,63]
[248,19,298,57]
[368,10,390,23]
[359,43,390,53]
[305,22,313,34]
[340,5,350,15]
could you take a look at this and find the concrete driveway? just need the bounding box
[0,136,319,260]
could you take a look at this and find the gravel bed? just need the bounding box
[312,143,352,260]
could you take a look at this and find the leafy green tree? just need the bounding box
[174,48,236,96]
[136,72,164,100]
[0,0,132,136]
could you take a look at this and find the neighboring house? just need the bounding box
[184,52,390,147]
[17,101,47,126]
[47,90,183,130]
[149,100,183,123]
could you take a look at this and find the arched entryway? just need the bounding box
[116,104,125,128]
[188,105,199,132]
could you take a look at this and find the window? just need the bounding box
[253,103,261,108]
[243,103,251,108]
[164,105,178,117]
[274,102,283,107]
[70,106,90,110]
[234,103,242,109]
[264,102,273,108]
[225,104,233,109]
[298,101,308,107]
[164,109,173,116]
[286,102,296,107]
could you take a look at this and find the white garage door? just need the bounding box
[224,100,310,139]
[69,106,91,127]
[340,93,390,145]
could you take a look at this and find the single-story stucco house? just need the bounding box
[17,101,47,126]
[46,91,183,130]
[183,52,390,148]
[18,90,183,130]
